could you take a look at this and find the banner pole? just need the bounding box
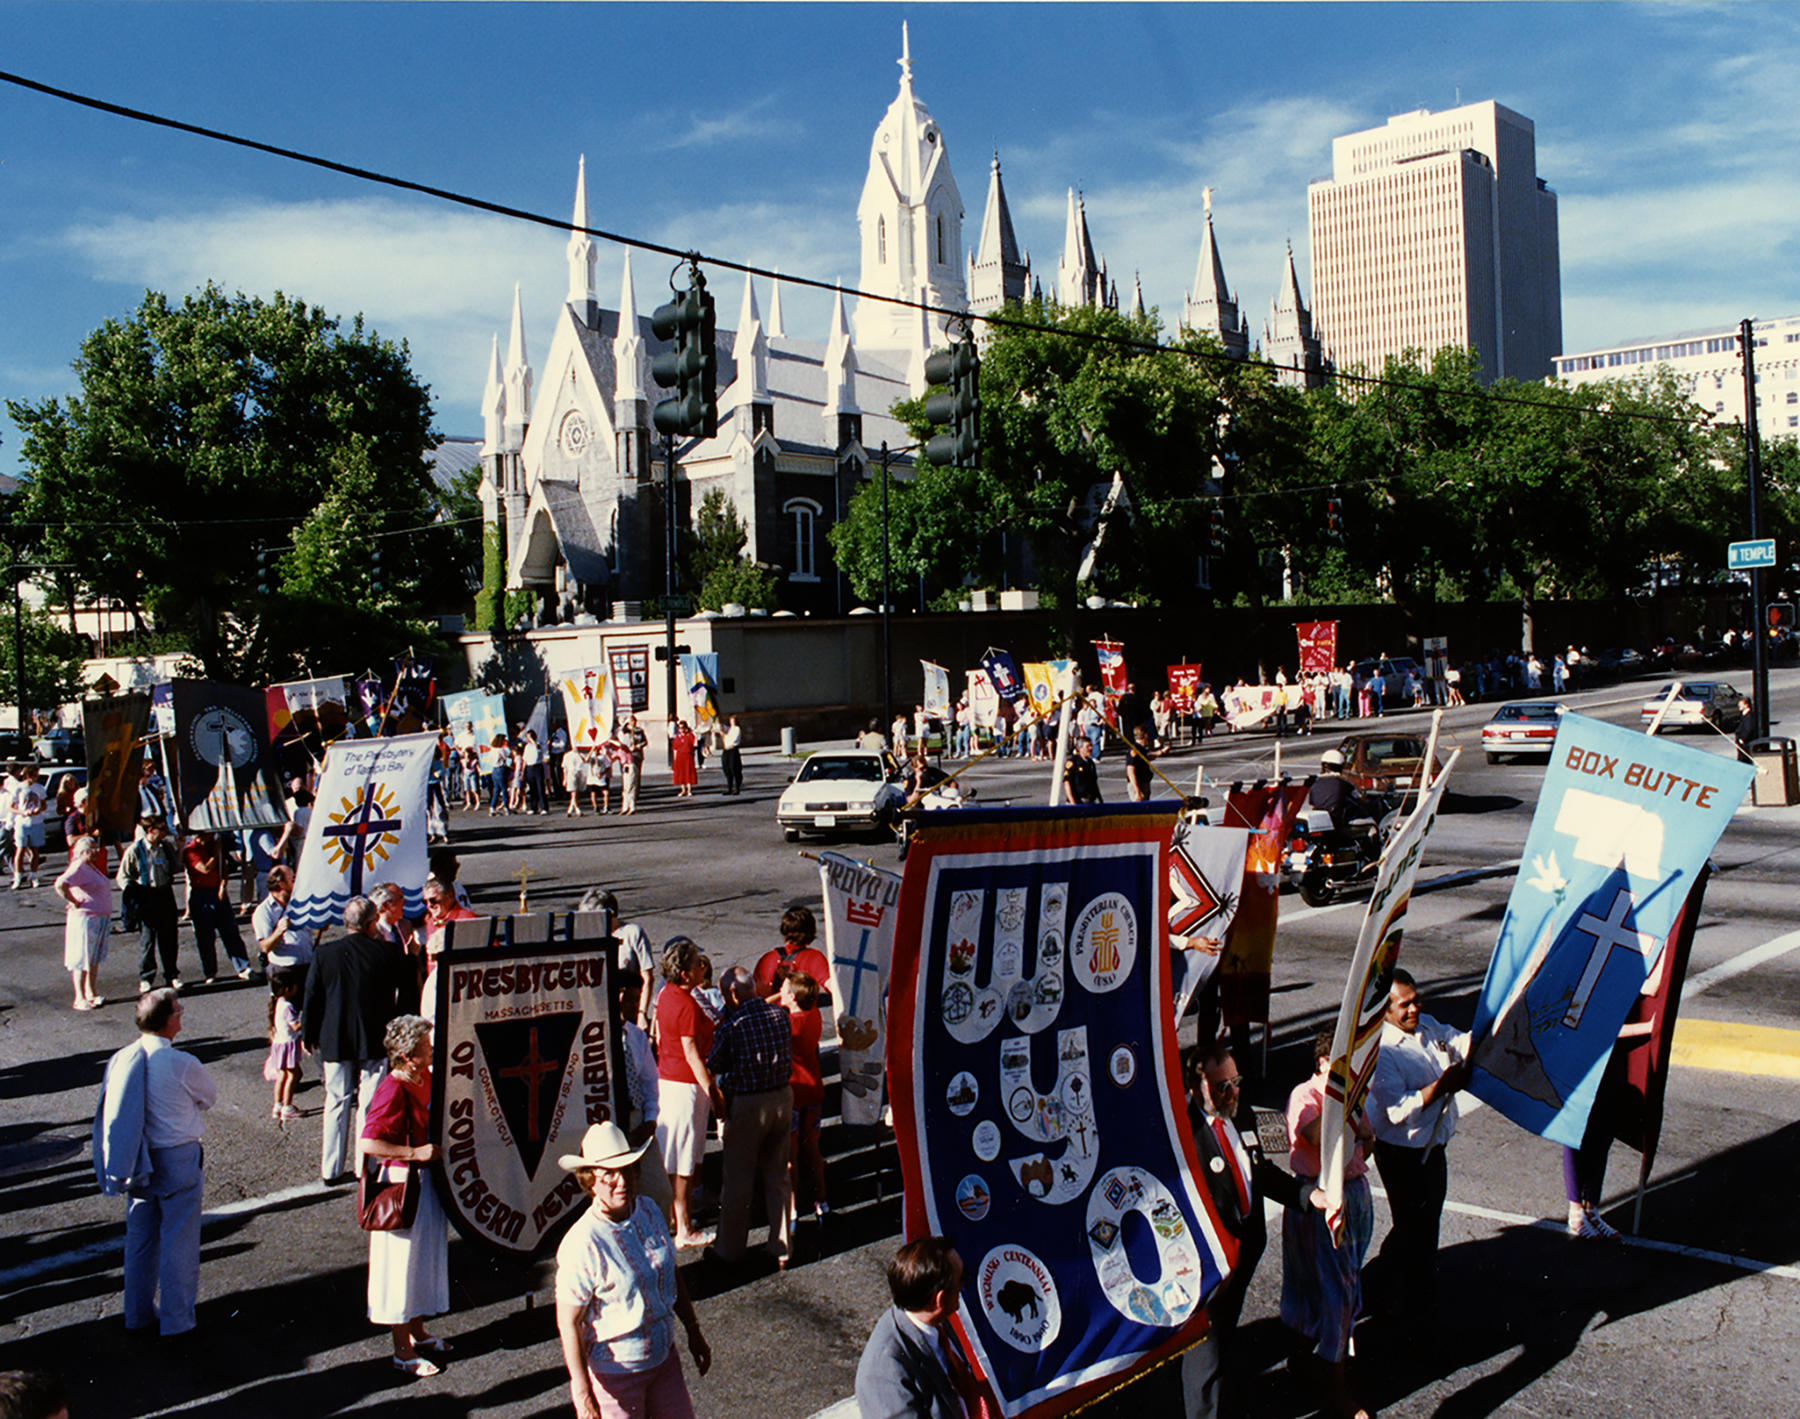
[1048,689,1075,806]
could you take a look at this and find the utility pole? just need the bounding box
[1741,318,1770,740]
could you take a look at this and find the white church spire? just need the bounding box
[824,284,860,419]
[969,151,1029,315]
[731,274,770,406]
[1057,189,1112,309]
[854,25,967,366]
[566,156,599,328]
[768,272,786,338]
[480,333,505,456]
[1183,189,1248,358]
[613,250,646,403]
[503,283,532,451]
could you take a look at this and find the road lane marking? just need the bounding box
[1671,1018,1800,1079]
[1682,928,1800,1000]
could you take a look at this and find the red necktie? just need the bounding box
[1214,1119,1250,1214]
[939,1323,987,1419]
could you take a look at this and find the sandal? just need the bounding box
[415,1337,454,1354]
[393,1356,441,1378]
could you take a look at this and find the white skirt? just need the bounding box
[367,1167,450,1326]
[64,911,109,971]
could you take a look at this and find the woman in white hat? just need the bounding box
[555,1121,712,1419]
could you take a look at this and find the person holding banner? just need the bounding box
[1281,1028,1376,1419]
[1366,970,1471,1324]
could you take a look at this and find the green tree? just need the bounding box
[688,487,777,612]
[0,601,91,723]
[6,284,450,681]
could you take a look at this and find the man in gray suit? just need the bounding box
[855,1236,972,1419]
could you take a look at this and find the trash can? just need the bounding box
[1748,737,1799,807]
[780,726,796,758]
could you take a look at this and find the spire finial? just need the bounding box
[1203,186,1214,219]
[899,21,912,83]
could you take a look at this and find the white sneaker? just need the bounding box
[1569,1205,1621,1240]
[8,877,18,891]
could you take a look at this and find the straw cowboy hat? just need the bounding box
[557,1120,651,1172]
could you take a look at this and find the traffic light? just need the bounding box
[1325,492,1343,542]
[371,544,383,596]
[923,337,980,468]
[651,270,717,439]
[1209,503,1226,554]
[256,546,273,598]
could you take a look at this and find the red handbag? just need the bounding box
[356,1083,423,1231]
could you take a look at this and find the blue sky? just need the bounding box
[5,1,1799,478]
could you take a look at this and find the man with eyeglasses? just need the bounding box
[1181,1042,1322,1419]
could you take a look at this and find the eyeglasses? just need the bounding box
[1210,1076,1242,1092]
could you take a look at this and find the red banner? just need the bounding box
[1216,781,1311,1027]
[1166,664,1204,714]
[1093,640,1128,698]
[1295,621,1337,676]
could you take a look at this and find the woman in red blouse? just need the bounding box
[652,937,714,1247]
[670,722,698,797]
[776,968,830,1222]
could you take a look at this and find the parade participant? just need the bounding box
[137,758,173,829]
[303,897,414,1184]
[0,1370,69,1419]
[55,836,112,1011]
[719,715,744,795]
[588,743,615,814]
[563,741,587,816]
[266,968,306,1122]
[620,715,648,815]
[555,1122,711,1419]
[1307,750,1368,841]
[370,881,421,961]
[670,721,698,798]
[460,742,481,810]
[61,785,88,864]
[1366,969,1471,1323]
[1064,735,1103,805]
[578,888,657,1026]
[1198,685,1219,739]
[1181,1042,1320,1419]
[181,831,253,982]
[653,937,715,1248]
[360,1015,452,1376]
[522,728,548,814]
[253,865,315,983]
[705,966,793,1268]
[120,815,184,994]
[97,989,216,1337]
[487,736,512,815]
[10,763,47,889]
[752,905,832,1005]
[854,1236,974,1419]
[617,968,673,1216]
[857,721,888,753]
[1280,1028,1376,1419]
[1126,725,1163,801]
[418,881,479,1021]
[776,967,830,1222]
[427,847,473,912]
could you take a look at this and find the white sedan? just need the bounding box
[777,749,905,843]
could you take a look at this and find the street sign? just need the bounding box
[1727,538,1777,571]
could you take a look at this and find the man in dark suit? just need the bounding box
[302,896,413,1184]
[855,1236,975,1419]
[1181,1043,1322,1419]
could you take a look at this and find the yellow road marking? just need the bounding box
[1672,1018,1800,1079]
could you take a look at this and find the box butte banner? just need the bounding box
[888,804,1228,1419]
[431,914,622,1257]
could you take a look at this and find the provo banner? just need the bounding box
[431,913,621,1257]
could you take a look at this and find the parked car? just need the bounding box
[1331,731,1444,799]
[1350,657,1426,707]
[1640,682,1744,733]
[1481,702,1566,763]
[777,749,905,843]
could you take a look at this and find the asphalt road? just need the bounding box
[3,664,1797,1419]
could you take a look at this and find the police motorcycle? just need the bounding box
[1284,752,1400,908]
[887,759,973,859]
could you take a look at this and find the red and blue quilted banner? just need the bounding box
[889,804,1227,1419]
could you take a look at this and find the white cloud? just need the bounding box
[657,93,803,152]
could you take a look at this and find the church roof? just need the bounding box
[536,478,612,585]
[976,154,1022,267]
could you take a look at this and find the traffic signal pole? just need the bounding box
[1741,318,1770,740]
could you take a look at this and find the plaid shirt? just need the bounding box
[707,997,792,1099]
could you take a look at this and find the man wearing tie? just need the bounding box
[855,1237,979,1419]
[1181,1043,1321,1419]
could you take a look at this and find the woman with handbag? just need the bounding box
[359,1014,451,1377]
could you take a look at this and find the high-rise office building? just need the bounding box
[1307,100,1562,384]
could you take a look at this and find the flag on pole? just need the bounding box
[1022,662,1056,717]
[1047,658,1079,698]
[981,648,1027,704]
[1467,714,1751,1148]
[921,662,952,720]
[888,803,1226,1419]
[559,667,614,748]
[1093,640,1127,697]
[289,733,438,929]
[1296,621,1338,676]
[680,653,721,727]
[1168,821,1249,1019]
[1215,781,1311,1027]
[968,669,1000,729]
[1318,753,1456,1242]
[818,850,904,1126]
[1166,665,1204,716]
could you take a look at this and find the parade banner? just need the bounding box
[889,804,1226,1419]
[387,656,437,735]
[1318,753,1456,1241]
[1023,662,1056,718]
[353,677,385,737]
[288,733,437,929]
[1296,621,1338,676]
[1166,664,1204,716]
[1220,684,1279,732]
[922,662,952,721]
[818,850,904,1126]
[83,692,153,840]
[149,682,175,739]
[1167,821,1249,1019]
[558,668,614,749]
[431,914,622,1257]
[982,648,1028,705]
[969,669,1000,729]
[444,690,509,774]
[1047,659,1078,699]
[680,652,720,727]
[610,645,650,713]
[170,680,287,832]
[1092,640,1127,697]
[266,676,352,759]
[1468,714,1751,1148]
[1216,781,1311,1027]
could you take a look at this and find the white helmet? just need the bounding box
[1321,750,1345,770]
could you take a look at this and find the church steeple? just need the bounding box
[854,23,968,365]
[969,152,1029,316]
[613,251,646,406]
[503,284,533,451]
[825,285,860,422]
[768,273,786,339]
[1183,189,1248,359]
[567,156,599,329]
[1057,189,1114,309]
[731,274,771,408]
[1263,241,1327,388]
[480,333,505,457]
